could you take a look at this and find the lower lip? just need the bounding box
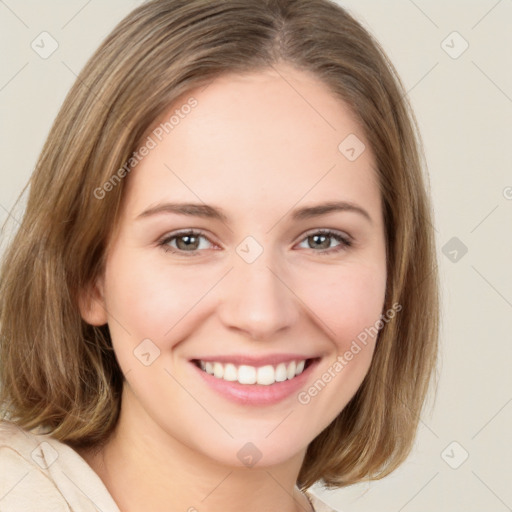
[190,359,319,406]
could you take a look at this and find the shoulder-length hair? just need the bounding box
[0,0,438,489]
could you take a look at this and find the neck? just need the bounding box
[78,384,312,512]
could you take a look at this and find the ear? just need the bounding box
[78,274,108,326]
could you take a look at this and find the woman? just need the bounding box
[0,1,439,511]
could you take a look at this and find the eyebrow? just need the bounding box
[136,200,372,224]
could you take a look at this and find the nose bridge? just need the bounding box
[218,242,299,340]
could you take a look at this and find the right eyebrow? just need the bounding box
[136,202,229,223]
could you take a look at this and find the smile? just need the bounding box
[194,359,310,385]
[190,356,320,405]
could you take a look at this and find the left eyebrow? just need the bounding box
[291,201,373,224]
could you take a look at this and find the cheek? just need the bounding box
[304,262,387,349]
[102,251,215,352]
[295,263,386,421]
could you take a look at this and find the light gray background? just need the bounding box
[1,1,511,511]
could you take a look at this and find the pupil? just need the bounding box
[177,235,198,250]
[311,234,329,249]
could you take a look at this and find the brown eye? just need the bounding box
[175,233,200,251]
[159,230,214,255]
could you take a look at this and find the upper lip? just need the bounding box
[191,354,319,367]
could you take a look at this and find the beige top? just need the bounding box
[0,420,339,511]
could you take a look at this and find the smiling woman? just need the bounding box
[0,1,438,512]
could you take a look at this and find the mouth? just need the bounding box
[191,357,318,386]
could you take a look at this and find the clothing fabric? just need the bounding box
[0,420,339,511]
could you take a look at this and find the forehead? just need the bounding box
[123,65,380,221]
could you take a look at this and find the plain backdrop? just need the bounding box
[1,1,511,511]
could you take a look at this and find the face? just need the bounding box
[82,63,387,468]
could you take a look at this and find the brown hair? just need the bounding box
[0,0,439,489]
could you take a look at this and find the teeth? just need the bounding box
[257,365,275,386]
[275,363,288,382]
[213,362,224,379]
[223,363,238,381]
[238,365,257,384]
[286,361,296,380]
[197,359,308,385]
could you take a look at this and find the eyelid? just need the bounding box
[293,228,353,255]
[158,229,220,255]
[158,228,353,255]
[297,227,353,244]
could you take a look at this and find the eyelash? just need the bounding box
[157,229,353,256]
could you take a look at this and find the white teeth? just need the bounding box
[238,365,257,384]
[275,363,288,382]
[286,361,296,380]
[223,363,238,381]
[295,360,305,375]
[213,362,224,379]
[256,365,275,386]
[197,359,309,385]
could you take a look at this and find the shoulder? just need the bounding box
[0,420,71,511]
[0,420,120,512]
[305,489,344,512]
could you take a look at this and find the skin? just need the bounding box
[78,63,387,512]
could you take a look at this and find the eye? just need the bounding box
[158,228,352,256]
[296,229,352,254]
[158,230,215,255]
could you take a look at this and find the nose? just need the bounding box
[217,249,300,341]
